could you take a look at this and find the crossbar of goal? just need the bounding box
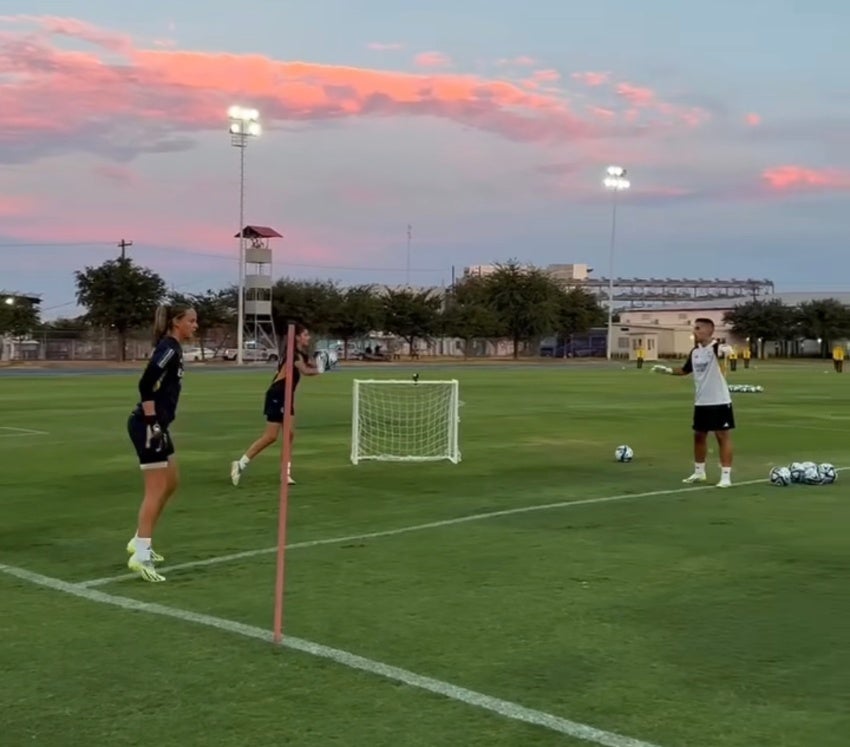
[351,379,461,465]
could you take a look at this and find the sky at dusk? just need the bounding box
[0,0,848,318]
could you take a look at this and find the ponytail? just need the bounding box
[152,305,169,345]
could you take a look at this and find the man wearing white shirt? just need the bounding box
[656,318,735,488]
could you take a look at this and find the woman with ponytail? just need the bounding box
[125,302,197,582]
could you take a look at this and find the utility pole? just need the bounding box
[118,239,133,260]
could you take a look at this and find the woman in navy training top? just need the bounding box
[230,324,319,487]
[126,302,197,582]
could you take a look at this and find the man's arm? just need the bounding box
[654,351,692,376]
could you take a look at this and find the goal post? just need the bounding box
[351,379,461,464]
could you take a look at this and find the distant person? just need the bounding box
[742,346,751,369]
[654,318,735,488]
[832,344,845,373]
[126,302,198,582]
[230,324,319,487]
[636,345,645,369]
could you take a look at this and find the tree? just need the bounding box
[442,277,499,358]
[327,285,383,359]
[74,257,166,361]
[556,287,606,352]
[723,299,796,356]
[484,260,562,359]
[169,289,234,357]
[0,296,40,336]
[381,288,442,356]
[271,278,340,335]
[40,316,88,341]
[794,299,850,357]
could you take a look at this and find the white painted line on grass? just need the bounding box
[0,563,666,747]
[0,426,49,437]
[79,474,774,588]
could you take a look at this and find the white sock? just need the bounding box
[238,455,250,469]
[134,536,152,562]
[694,462,706,476]
[720,466,732,482]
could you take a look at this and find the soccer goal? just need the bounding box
[351,379,461,464]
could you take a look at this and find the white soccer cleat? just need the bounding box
[230,461,242,486]
[126,539,164,564]
[287,474,295,485]
[682,473,707,484]
[127,554,166,582]
[716,480,732,489]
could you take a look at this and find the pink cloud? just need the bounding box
[571,71,610,87]
[616,82,656,107]
[0,14,710,168]
[745,112,761,127]
[0,194,36,217]
[93,163,139,186]
[762,165,850,192]
[414,50,452,68]
[367,42,403,51]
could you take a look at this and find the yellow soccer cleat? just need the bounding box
[128,554,166,582]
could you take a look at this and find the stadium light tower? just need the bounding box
[603,165,630,361]
[228,105,262,365]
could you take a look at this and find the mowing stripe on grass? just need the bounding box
[79,474,775,588]
[0,563,666,747]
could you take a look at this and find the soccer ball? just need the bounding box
[614,445,634,463]
[769,466,792,486]
[800,462,821,485]
[788,462,806,483]
[817,463,837,485]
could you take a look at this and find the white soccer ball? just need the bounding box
[817,463,837,485]
[801,462,821,485]
[614,445,634,463]
[788,462,805,483]
[769,466,792,486]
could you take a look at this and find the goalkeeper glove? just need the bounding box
[143,414,165,451]
[652,364,674,374]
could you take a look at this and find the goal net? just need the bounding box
[351,379,461,464]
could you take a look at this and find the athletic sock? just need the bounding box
[720,466,732,482]
[238,455,250,469]
[694,462,706,476]
[134,536,152,562]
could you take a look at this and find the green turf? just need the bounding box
[1,361,849,746]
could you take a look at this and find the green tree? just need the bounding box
[484,261,562,359]
[0,296,40,336]
[327,285,383,359]
[381,288,442,356]
[271,278,340,335]
[442,277,499,358]
[40,316,88,341]
[556,287,606,352]
[74,257,166,361]
[170,289,234,358]
[794,299,850,357]
[723,299,795,356]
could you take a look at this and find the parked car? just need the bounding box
[221,340,279,362]
[183,346,218,362]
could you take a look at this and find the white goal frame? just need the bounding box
[350,379,461,465]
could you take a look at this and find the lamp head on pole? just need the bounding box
[604,165,630,191]
[228,106,262,145]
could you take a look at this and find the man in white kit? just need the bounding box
[655,318,736,488]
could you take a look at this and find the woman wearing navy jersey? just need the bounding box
[126,303,197,582]
[230,324,319,487]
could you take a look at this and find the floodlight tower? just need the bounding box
[228,105,261,365]
[603,165,631,361]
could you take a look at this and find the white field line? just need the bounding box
[0,563,666,747]
[0,426,49,437]
[79,474,779,588]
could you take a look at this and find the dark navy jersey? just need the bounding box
[268,349,310,397]
[133,336,184,426]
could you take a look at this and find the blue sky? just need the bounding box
[0,0,848,318]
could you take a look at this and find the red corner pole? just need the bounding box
[273,323,296,644]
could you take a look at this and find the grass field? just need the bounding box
[1,361,848,747]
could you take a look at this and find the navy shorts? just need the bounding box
[127,414,175,469]
[692,403,735,433]
[263,389,294,423]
